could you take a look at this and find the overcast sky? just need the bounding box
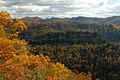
[0,0,120,18]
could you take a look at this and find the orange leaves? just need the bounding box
[0,11,27,39]
[0,12,11,19]
[0,38,28,60]
[9,32,19,38]
[11,19,27,31]
[0,12,12,26]
[45,76,60,80]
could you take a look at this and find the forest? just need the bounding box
[0,11,120,80]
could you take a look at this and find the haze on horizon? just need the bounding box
[0,0,120,18]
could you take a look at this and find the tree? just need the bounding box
[0,11,12,26]
[0,11,92,80]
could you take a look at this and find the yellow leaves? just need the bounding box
[9,32,19,38]
[0,12,11,18]
[11,19,27,31]
[0,26,6,37]
[0,12,12,26]
[3,54,29,66]
[0,37,28,60]
[54,62,69,74]
[0,11,27,39]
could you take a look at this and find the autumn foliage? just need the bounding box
[0,12,12,26]
[11,19,27,31]
[0,12,92,80]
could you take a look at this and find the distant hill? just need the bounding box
[70,16,120,24]
[22,16,120,25]
[21,16,120,42]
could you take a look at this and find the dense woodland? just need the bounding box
[0,12,93,80]
[20,20,120,42]
[20,16,120,80]
[0,11,120,80]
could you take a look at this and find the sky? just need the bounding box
[0,0,120,18]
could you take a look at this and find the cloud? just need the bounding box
[11,5,50,13]
[0,0,120,18]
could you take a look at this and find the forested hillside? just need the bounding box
[0,12,93,80]
[21,17,120,42]
[0,11,120,80]
[20,16,120,80]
